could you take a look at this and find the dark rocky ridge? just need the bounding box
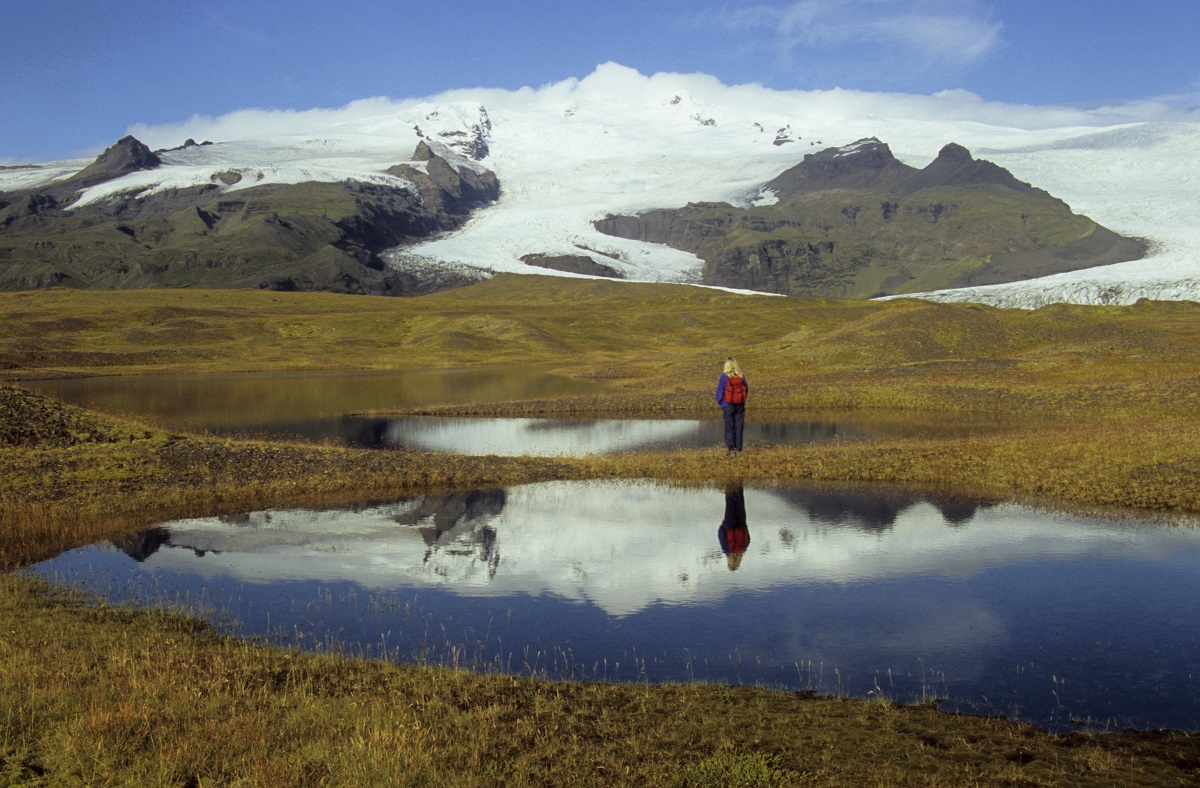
[5,136,165,213]
[61,136,163,194]
[387,141,500,218]
[596,139,1146,299]
[763,138,918,197]
[0,137,501,296]
[893,142,1044,197]
[519,253,624,279]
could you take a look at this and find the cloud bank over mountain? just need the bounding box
[124,63,1198,150]
[8,64,1199,307]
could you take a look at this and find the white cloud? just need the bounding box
[109,52,1200,162]
[202,8,275,49]
[122,63,1191,154]
[1152,83,1200,110]
[711,0,1002,69]
[861,8,1002,65]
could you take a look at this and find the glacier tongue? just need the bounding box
[897,262,1200,309]
[907,123,1200,307]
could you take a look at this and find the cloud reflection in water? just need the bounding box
[41,480,1200,731]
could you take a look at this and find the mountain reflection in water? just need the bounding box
[35,481,1200,732]
[106,482,995,606]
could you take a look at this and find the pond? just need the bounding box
[22,369,1004,454]
[26,480,1200,732]
[22,368,601,432]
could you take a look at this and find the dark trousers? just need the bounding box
[723,404,745,451]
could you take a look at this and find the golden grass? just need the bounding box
[3,572,1199,786]
[2,276,1194,380]
[6,279,1200,783]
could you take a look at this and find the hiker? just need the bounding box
[715,357,748,456]
[717,484,750,571]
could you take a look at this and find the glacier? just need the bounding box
[4,63,1198,308]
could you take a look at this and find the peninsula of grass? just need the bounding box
[4,277,1200,784]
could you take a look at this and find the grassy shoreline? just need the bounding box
[6,280,1200,783]
[8,572,1200,786]
[7,393,1199,568]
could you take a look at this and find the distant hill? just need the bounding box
[595,138,1146,299]
[0,137,499,296]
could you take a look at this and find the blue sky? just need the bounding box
[2,0,1198,162]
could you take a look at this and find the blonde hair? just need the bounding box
[723,357,742,376]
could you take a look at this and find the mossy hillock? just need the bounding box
[595,138,1146,299]
[0,385,137,448]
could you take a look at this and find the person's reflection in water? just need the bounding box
[717,484,751,571]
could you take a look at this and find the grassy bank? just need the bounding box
[6,383,1200,570]
[4,573,1199,786]
[5,279,1200,783]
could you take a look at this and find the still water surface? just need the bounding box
[24,368,598,431]
[24,369,1002,454]
[27,481,1200,732]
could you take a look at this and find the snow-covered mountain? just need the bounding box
[4,63,1198,308]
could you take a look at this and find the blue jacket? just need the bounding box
[716,373,748,408]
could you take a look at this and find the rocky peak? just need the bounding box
[934,142,973,163]
[411,140,437,162]
[46,135,162,202]
[763,137,919,198]
[387,143,500,222]
[894,142,1042,196]
[156,138,214,153]
[411,104,492,161]
[772,124,800,146]
[75,136,161,184]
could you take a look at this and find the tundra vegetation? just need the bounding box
[4,275,1200,785]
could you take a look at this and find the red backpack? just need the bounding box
[725,375,747,405]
